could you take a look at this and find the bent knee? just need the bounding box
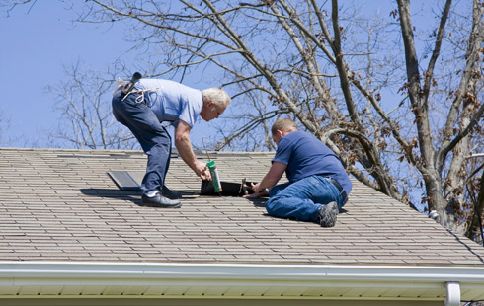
[266,197,283,216]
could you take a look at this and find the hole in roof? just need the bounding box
[201,180,257,197]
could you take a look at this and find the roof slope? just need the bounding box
[0,148,482,266]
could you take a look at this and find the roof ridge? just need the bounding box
[0,147,142,153]
[0,147,275,156]
[199,150,275,157]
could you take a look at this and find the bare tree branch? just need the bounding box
[37,0,482,237]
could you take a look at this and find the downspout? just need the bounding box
[445,281,460,306]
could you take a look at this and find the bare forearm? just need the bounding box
[258,173,280,191]
[175,136,198,172]
[253,162,286,194]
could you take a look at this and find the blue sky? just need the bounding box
[0,1,136,146]
[0,0,449,148]
[0,1,229,148]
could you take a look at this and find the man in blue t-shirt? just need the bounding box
[113,78,230,208]
[250,118,352,227]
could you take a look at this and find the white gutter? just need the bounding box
[1,262,483,301]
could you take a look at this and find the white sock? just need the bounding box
[145,190,158,197]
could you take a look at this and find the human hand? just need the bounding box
[195,160,211,181]
[251,183,261,193]
[244,183,268,198]
[244,192,261,199]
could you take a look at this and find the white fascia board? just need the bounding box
[0,262,483,299]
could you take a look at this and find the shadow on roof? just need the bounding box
[81,188,142,205]
[80,188,200,206]
[244,197,267,208]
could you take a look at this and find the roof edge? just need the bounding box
[1,262,483,300]
[3,261,484,281]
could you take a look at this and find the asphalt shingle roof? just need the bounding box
[0,148,483,266]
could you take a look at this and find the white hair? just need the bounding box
[202,88,231,108]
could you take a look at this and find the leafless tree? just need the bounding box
[47,63,138,150]
[0,0,36,15]
[5,0,482,239]
[78,0,482,238]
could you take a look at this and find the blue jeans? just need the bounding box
[112,90,172,193]
[266,176,346,222]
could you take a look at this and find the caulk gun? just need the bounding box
[206,160,222,193]
[202,142,222,193]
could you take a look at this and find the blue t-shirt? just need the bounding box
[135,79,202,127]
[273,130,352,194]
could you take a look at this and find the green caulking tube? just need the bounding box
[206,160,222,193]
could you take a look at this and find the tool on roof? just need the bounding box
[121,72,142,101]
[201,139,222,193]
[206,160,222,193]
[239,178,249,195]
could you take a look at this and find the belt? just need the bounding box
[327,177,348,204]
[328,178,343,192]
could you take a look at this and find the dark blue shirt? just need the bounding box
[273,130,352,194]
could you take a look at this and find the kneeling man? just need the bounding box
[250,118,351,227]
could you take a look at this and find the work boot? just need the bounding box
[162,185,182,199]
[141,191,181,208]
[319,201,339,227]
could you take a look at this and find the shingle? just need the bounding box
[0,147,483,266]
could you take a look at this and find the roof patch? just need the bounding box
[108,170,141,191]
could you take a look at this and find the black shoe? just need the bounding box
[162,185,182,199]
[319,201,339,227]
[141,191,181,208]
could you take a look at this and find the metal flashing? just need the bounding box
[108,171,141,191]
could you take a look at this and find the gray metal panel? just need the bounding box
[108,171,140,191]
[128,171,145,186]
